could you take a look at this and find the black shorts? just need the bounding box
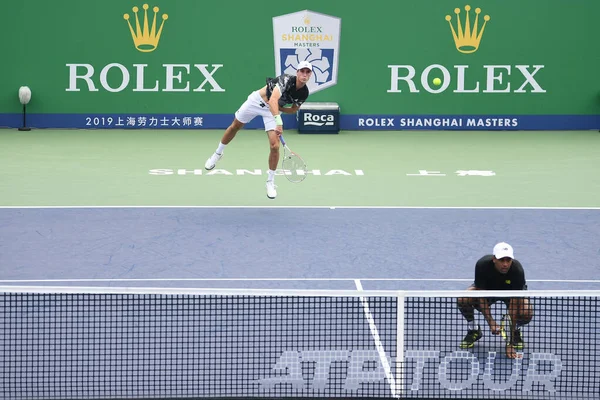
[473,297,510,310]
[467,285,512,308]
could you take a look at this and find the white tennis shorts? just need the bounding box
[235,91,278,132]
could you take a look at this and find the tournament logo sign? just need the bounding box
[272,10,341,94]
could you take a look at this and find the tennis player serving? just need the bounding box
[204,61,313,199]
[457,242,534,359]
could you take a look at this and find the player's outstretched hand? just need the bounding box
[505,344,523,359]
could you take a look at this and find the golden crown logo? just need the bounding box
[445,5,490,54]
[124,4,168,53]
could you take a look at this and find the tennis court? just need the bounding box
[1,129,600,399]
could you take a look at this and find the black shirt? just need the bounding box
[474,255,527,290]
[265,75,309,107]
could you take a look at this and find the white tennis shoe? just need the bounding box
[266,181,277,199]
[204,152,223,170]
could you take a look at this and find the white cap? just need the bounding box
[296,61,313,71]
[493,242,514,259]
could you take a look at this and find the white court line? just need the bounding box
[354,279,399,398]
[1,278,599,283]
[396,292,405,397]
[1,205,600,210]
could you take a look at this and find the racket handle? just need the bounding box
[279,134,286,146]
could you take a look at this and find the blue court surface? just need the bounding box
[1,207,599,290]
[1,206,599,400]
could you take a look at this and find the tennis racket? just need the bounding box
[501,313,524,359]
[500,314,513,344]
[279,134,307,183]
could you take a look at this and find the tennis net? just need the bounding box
[1,286,598,400]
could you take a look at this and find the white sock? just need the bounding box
[216,142,226,154]
[467,320,476,331]
[267,169,276,182]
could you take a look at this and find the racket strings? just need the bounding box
[282,151,307,183]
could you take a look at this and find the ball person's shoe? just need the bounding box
[204,152,223,170]
[459,326,483,349]
[266,181,277,199]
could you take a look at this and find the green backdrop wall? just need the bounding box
[1,0,599,129]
